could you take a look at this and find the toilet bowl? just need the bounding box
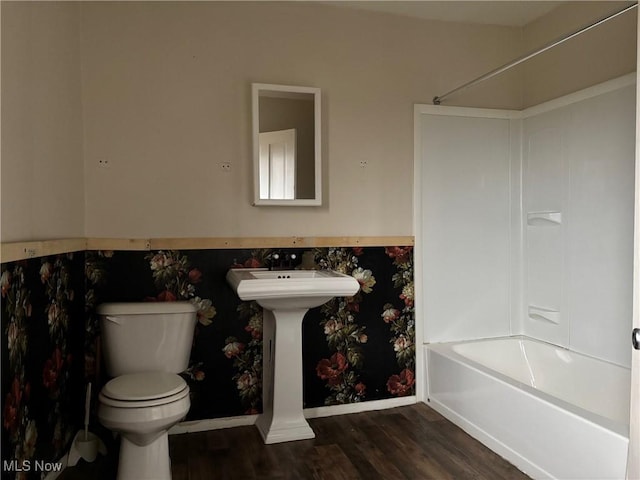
[96,302,197,480]
[98,372,190,480]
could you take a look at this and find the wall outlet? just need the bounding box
[221,162,231,172]
[359,160,368,168]
[97,159,110,168]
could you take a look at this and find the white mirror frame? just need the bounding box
[252,83,322,206]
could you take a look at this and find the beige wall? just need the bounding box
[1,2,84,242]
[523,1,636,107]
[80,2,524,239]
[1,2,636,242]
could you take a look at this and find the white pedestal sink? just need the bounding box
[226,268,360,444]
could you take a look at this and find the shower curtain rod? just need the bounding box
[432,2,638,105]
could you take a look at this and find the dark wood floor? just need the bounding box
[60,403,531,479]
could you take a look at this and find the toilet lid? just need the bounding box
[102,372,187,402]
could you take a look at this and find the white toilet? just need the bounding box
[96,301,197,480]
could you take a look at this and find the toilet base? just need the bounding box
[117,432,171,480]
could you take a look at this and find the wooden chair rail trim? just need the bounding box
[2,236,415,262]
[1,238,88,263]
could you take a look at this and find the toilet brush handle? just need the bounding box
[84,382,91,440]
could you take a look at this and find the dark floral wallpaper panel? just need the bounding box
[2,245,414,479]
[1,254,85,480]
[86,246,415,417]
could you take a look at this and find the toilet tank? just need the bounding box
[97,301,197,377]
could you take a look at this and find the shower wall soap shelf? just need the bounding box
[528,305,560,325]
[527,212,562,226]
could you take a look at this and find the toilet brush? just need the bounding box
[68,382,107,466]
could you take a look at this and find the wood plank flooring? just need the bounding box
[169,403,530,480]
[58,403,531,479]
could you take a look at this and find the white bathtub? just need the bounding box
[426,336,630,480]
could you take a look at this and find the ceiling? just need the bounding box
[322,1,566,27]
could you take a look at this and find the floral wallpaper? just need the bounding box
[382,247,415,397]
[1,245,414,478]
[303,247,415,406]
[1,254,85,480]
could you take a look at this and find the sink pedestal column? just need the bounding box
[256,308,315,444]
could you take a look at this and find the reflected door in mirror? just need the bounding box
[259,129,296,200]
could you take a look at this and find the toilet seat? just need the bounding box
[100,372,189,408]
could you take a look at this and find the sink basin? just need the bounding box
[226,268,359,310]
[226,267,360,444]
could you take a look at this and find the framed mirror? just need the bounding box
[252,83,321,206]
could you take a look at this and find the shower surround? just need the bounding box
[416,75,636,479]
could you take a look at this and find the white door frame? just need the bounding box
[626,9,640,479]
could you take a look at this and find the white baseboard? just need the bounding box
[169,396,417,435]
[170,413,258,435]
[304,396,417,419]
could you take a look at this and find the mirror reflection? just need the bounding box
[252,84,321,206]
